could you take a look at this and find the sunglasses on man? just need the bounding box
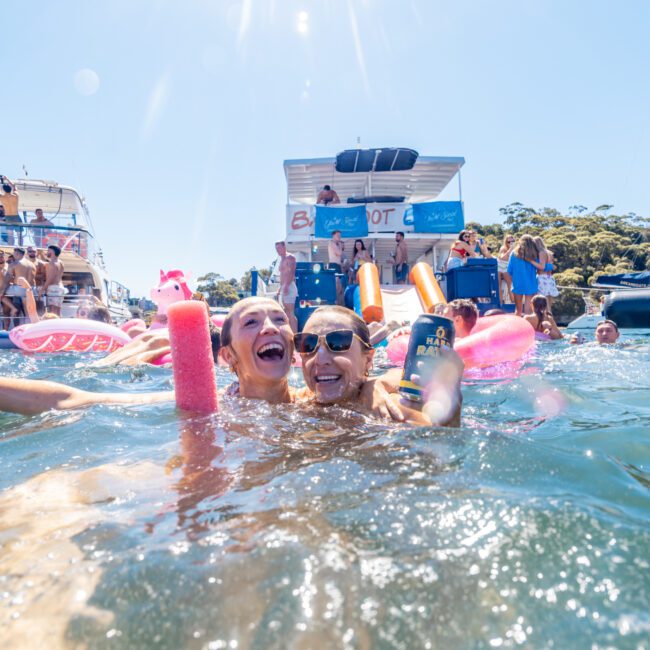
[294,329,372,356]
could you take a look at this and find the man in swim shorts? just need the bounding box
[391,231,409,284]
[442,299,479,338]
[275,241,298,332]
[42,244,65,316]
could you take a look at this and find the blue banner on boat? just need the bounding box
[412,201,464,233]
[314,205,368,238]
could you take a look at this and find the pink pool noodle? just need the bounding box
[167,301,218,414]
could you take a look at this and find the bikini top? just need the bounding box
[452,245,469,258]
[544,262,554,272]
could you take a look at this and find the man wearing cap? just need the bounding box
[0,177,22,246]
[41,244,66,316]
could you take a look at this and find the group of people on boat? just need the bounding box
[448,230,560,315]
[0,244,68,328]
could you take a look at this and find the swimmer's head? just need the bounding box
[84,305,113,325]
[443,299,478,338]
[298,306,374,405]
[220,297,293,391]
[595,319,620,345]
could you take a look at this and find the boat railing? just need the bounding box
[0,222,96,261]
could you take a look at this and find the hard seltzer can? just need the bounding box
[399,314,455,402]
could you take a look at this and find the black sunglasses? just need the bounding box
[294,329,371,355]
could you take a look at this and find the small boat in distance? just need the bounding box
[1,178,131,323]
[565,271,650,329]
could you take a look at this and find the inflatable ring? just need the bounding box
[385,315,535,372]
[9,319,131,353]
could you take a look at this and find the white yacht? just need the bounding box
[1,179,131,323]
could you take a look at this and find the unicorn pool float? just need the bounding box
[10,269,199,354]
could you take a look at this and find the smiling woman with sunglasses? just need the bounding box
[297,306,463,426]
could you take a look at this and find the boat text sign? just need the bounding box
[287,201,464,240]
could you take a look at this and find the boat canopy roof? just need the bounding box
[11,179,89,219]
[594,271,650,288]
[284,150,465,205]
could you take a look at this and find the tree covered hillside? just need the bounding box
[468,204,650,320]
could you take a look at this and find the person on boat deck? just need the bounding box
[389,231,409,284]
[441,299,479,338]
[328,230,344,267]
[507,235,544,316]
[497,234,516,303]
[524,294,563,340]
[570,319,620,346]
[27,246,46,313]
[328,230,345,304]
[349,239,371,282]
[29,208,54,247]
[0,176,21,246]
[446,230,476,271]
[316,184,340,205]
[468,231,491,258]
[2,248,35,321]
[274,240,298,333]
[41,244,65,317]
[532,236,559,310]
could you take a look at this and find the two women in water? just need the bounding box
[1,298,463,426]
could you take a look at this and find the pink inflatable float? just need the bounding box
[9,319,131,353]
[385,315,535,373]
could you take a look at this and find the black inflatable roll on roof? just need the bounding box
[335,148,419,173]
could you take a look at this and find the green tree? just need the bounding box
[197,272,240,307]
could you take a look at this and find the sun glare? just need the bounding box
[296,10,309,35]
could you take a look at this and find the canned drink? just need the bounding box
[399,314,455,402]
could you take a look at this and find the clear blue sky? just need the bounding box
[3,1,649,295]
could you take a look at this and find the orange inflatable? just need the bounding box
[410,262,446,313]
[357,263,383,323]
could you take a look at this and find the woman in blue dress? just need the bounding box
[507,235,544,315]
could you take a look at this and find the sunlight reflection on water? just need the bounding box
[0,333,649,648]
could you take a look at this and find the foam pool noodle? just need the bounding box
[167,301,219,414]
[357,263,383,323]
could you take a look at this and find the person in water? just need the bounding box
[296,305,463,426]
[439,299,479,339]
[524,294,563,340]
[570,319,620,345]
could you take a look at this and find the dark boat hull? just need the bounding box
[604,289,650,328]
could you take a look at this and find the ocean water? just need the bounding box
[1,333,649,649]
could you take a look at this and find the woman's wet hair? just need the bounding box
[87,305,112,324]
[533,236,547,254]
[307,305,371,347]
[531,294,549,331]
[209,326,221,363]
